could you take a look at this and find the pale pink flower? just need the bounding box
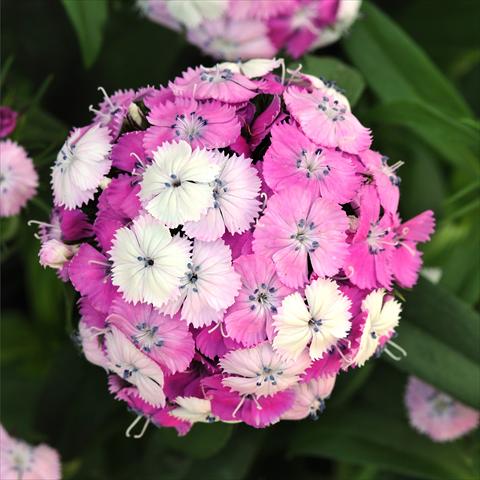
[0,140,38,217]
[184,151,261,241]
[224,254,294,346]
[108,298,195,374]
[170,396,219,424]
[160,239,241,328]
[405,377,479,442]
[170,66,259,103]
[52,125,112,209]
[39,238,79,271]
[284,86,371,153]
[0,424,61,480]
[282,375,336,420]
[220,342,311,397]
[105,326,166,407]
[263,121,360,202]
[144,97,240,152]
[253,186,349,288]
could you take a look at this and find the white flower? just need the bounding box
[160,238,241,328]
[353,289,402,367]
[140,141,220,228]
[105,327,165,407]
[220,342,311,398]
[282,376,336,421]
[39,239,79,270]
[170,397,218,424]
[273,279,352,360]
[52,125,112,209]
[166,0,227,28]
[184,151,261,241]
[109,214,191,308]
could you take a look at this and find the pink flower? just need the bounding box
[391,210,435,288]
[223,230,253,260]
[253,187,349,288]
[160,239,241,328]
[144,97,240,152]
[69,243,118,313]
[184,151,261,241]
[263,121,360,202]
[170,66,259,103]
[249,95,286,150]
[107,298,195,374]
[111,131,148,173]
[224,254,294,346]
[204,375,295,428]
[230,0,295,20]
[187,18,276,61]
[281,375,336,420]
[405,377,479,442]
[345,185,395,289]
[284,86,371,153]
[0,106,18,138]
[359,149,401,213]
[0,140,38,217]
[220,342,311,397]
[0,424,61,480]
[39,238,79,271]
[89,87,137,138]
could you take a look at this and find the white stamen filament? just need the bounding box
[232,395,246,418]
[125,415,151,439]
[252,395,263,410]
[125,415,142,438]
[98,86,115,109]
[88,260,111,268]
[387,339,407,359]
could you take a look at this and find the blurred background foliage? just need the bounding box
[1,1,479,479]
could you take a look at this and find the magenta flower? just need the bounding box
[0,106,18,138]
[253,186,349,288]
[38,59,434,435]
[0,140,38,217]
[264,121,360,202]
[284,86,372,154]
[144,97,240,152]
[0,424,61,480]
[405,377,479,442]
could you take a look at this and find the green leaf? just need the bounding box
[155,422,233,460]
[300,55,366,107]
[369,100,480,174]
[61,0,107,68]
[342,2,472,118]
[386,278,480,408]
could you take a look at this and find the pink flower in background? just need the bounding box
[0,140,38,217]
[38,59,434,435]
[405,377,479,442]
[0,424,61,480]
[253,187,349,288]
[139,0,361,59]
[0,106,18,138]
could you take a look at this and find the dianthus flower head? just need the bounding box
[39,58,433,436]
[0,140,38,217]
[405,377,479,442]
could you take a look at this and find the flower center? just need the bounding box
[173,112,208,142]
[212,178,228,208]
[248,283,278,314]
[429,392,455,416]
[296,148,331,179]
[181,262,201,293]
[164,174,182,188]
[200,67,233,83]
[255,365,284,388]
[309,318,323,333]
[290,218,319,252]
[367,223,389,254]
[309,397,326,420]
[137,256,155,267]
[380,156,403,186]
[317,96,347,122]
[133,323,163,353]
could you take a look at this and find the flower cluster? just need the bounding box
[0,107,38,217]
[405,377,479,442]
[137,0,361,60]
[37,59,434,435]
[0,424,61,480]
